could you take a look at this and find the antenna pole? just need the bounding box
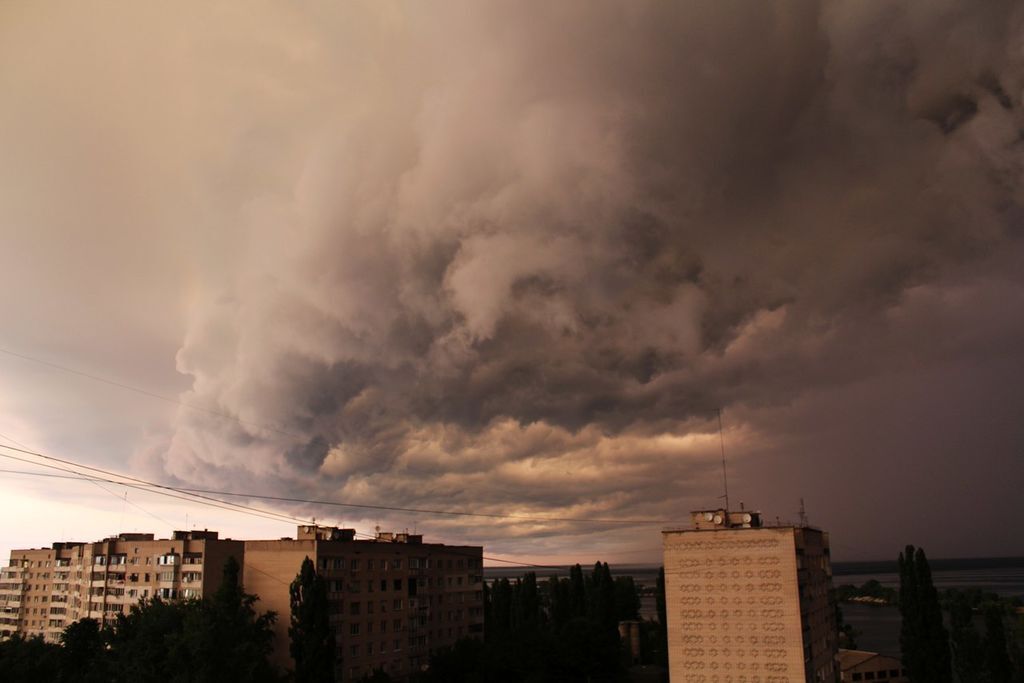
[717,408,730,512]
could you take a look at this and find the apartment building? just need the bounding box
[662,508,839,683]
[1,530,243,642]
[2,525,484,681]
[244,525,485,682]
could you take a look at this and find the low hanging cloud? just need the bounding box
[8,2,1021,558]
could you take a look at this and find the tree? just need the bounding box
[899,545,952,683]
[655,566,669,666]
[569,564,587,619]
[982,604,1012,683]
[289,556,336,683]
[189,555,278,682]
[0,633,62,682]
[59,617,108,682]
[950,593,982,683]
[614,576,640,622]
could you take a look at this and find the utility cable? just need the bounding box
[0,442,679,527]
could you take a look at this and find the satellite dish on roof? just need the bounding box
[704,512,715,522]
[713,515,723,525]
[743,513,752,523]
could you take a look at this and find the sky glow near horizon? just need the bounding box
[2,1,1024,566]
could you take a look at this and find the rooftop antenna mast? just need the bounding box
[717,408,730,513]
[798,498,808,527]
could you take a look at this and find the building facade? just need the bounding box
[662,509,839,683]
[0,530,242,642]
[244,525,484,682]
[838,650,908,683]
[4,525,485,682]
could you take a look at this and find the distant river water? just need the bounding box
[833,559,1024,656]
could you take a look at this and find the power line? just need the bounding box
[0,466,569,570]
[0,447,313,529]
[0,442,679,527]
[0,346,301,439]
[0,431,176,529]
[0,462,633,571]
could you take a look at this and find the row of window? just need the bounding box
[316,557,481,572]
[92,553,202,566]
[849,670,906,681]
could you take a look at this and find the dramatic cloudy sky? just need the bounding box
[2,1,1023,565]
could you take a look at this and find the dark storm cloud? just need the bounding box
[64,1,1018,556]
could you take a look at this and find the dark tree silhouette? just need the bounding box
[899,545,952,683]
[289,556,336,683]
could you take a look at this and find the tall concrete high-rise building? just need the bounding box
[662,508,839,683]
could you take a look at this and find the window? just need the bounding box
[367,601,374,614]
[366,643,373,655]
[157,555,177,566]
[351,559,360,572]
[393,560,402,570]
[393,599,403,610]
[367,580,374,593]
[94,556,105,566]
[380,620,387,633]
[350,623,360,635]
[393,579,402,591]
[381,580,387,592]
[333,558,344,570]
[393,639,401,652]
[350,601,361,616]
[367,560,374,570]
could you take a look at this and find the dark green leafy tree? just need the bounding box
[982,604,1012,683]
[899,545,952,683]
[187,555,278,682]
[655,566,668,665]
[488,578,512,637]
[289,556,336,683]
[548,576,571,629]
[614,576,640,621]
[569,564,587,619]
[950,593,983,682]
[59,617,108,682]
[106,596,193,679]
[514,572,540,629]
[0,633,62,682]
